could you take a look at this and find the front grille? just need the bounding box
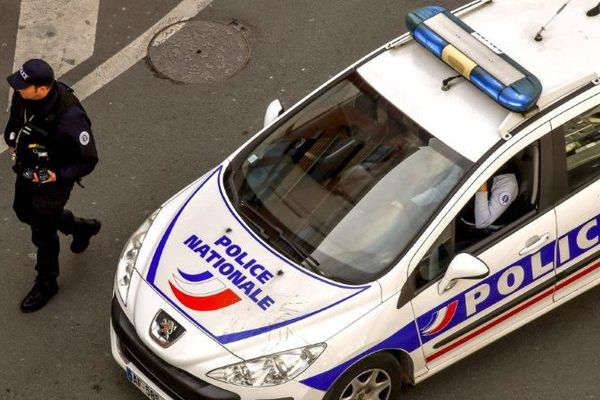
[111,297,240,400]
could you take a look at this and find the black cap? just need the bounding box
[7,59,55,90]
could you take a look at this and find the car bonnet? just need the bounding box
[138,164,375,347]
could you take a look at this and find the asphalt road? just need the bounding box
[0,1,599,399]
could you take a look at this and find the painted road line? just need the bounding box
[2,0,212,155]
[13,0,99,82]
[72,0,213,101]
[2,0,99,154]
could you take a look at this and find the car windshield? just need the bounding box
[227,72,472,284]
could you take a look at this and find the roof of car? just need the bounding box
[358,0,600,162]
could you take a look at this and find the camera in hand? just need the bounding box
[21,146,50,183]
[14,123,52,183]
[22,167,49,182]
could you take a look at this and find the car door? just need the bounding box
[406,125,558,370]
[550,91,600,301]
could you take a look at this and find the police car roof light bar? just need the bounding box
[406,5,543,113]
[386,0,492,50]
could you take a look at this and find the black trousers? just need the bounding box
[13,178,75,280]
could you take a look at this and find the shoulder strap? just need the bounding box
[12,91,26,121]
[45,82,88,125]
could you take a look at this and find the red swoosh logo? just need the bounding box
[428,300,458,335]
[169,281,241,311]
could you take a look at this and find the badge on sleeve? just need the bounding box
[79,131,90,146]
[498,191,512,206]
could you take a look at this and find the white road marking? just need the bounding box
[72,0,213,101]
[13,0,99,82]
[2,0,99,153]
[2,0,213,154]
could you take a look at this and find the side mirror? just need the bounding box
[438,253,489,294]
[263,99,284,128]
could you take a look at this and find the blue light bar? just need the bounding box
[406,5,542,113]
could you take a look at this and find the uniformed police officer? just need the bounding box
[474,173,518,229]
[4,59,100,313]
[458,172,519,232]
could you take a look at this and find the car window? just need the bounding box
[414,141,539,291]
[561,105,600,193]
[415,224,454,289]
[227,72,473,284]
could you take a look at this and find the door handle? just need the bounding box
[519,233,550,256]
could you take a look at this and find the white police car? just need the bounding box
[110,1,600,399]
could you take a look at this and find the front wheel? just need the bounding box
[323,352,403,400]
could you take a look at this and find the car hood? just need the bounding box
[138,164,374,349]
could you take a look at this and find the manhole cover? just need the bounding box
[148,21,250,83]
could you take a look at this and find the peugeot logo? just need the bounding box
[150,310,185,348]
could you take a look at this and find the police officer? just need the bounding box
[4,59,100,313]
[458,167,519,231]
[473,173,518,229]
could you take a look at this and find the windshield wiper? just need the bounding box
[238,200,322,275]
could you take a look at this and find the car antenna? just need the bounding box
[441,74,463,91]
[534,0,572,42]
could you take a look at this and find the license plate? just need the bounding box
[126,365,168,400]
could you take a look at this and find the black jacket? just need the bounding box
[4,82,98,184]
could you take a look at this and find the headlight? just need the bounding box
[115,208,161,306]
[207,344,326,387]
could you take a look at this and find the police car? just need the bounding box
[110,1,600,399]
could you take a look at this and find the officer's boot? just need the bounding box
[20,278,59,313]
[71,218,101,254]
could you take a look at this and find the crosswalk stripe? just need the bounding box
[2,0,99,154]
[12,0,99,80]
[2,0,212,155]
[72,0,213,102]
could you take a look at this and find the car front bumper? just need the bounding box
[110,296,244,400]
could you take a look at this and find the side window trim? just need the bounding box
[549,125,569,204]
[538,131,559,211]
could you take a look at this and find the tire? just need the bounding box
[323,352,403,400]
